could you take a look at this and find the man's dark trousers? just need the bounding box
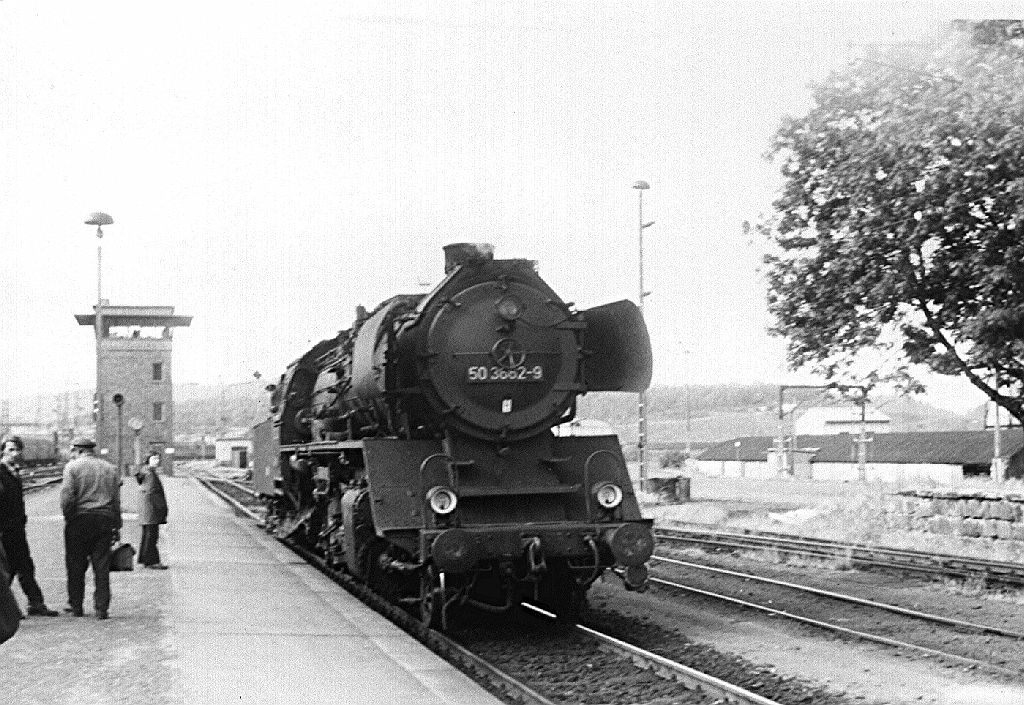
[1,527,46,607]
[64,513,114,613]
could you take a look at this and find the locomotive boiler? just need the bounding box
[252,243,654,627]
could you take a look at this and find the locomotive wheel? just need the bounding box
[419,565,447,630]
[358,537,399,604]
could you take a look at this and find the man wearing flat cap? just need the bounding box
[60,437,122,619]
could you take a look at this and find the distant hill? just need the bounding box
[4,381,980,445]
[577,385,979,446]
[872,395,983,433]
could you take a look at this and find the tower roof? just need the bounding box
[76,305,192,327]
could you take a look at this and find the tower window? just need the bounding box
[152,362,163,381]
[153,402,164,421]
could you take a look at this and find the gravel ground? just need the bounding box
[457,618,724,705]
[651,547,1024,672]
[587,575,1024,705]
[627,474,1024,704]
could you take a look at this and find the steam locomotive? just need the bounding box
[252,243,654,628]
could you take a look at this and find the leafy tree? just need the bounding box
[760,21,1024,424]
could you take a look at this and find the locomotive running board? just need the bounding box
[458,484,581,497]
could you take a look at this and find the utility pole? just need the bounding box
[855,389,869,481]
[830,384,871,481]
[683,349,693,462]
[632,180,654,489]
[991,373,1007,482]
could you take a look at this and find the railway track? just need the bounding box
[656,525,1024,587]
[196,474,802,704]
[651,542,1024,678]
[199,475,1024,696]
[21,465,63,492]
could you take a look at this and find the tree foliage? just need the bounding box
[761,21,1024,424]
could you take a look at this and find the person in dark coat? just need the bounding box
[0,540,22,642]
[135,454,168,569]
[0,436,59,616]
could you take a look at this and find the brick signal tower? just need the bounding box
[76,305,192,472]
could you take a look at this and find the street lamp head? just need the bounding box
[632,181,650,190]
[86,212,113,239]
[85,212,113,226]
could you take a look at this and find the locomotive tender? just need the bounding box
[252,243,654,627]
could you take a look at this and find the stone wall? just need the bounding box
[895,490,1024,541]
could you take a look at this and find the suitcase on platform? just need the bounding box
[110,542,136,571]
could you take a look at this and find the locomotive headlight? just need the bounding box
[496,296,522,321]
[593,482,623,510]
[426,486,459,515]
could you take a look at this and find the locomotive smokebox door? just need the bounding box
[581,299,652,392]
[421,272,579,443]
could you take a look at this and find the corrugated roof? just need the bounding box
[797,406,891,423]
[700,431,1022,465]
[701,436,779,462]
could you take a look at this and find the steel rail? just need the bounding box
[521,602,785,705]
[23,477,62,492]
[652,554,1024,640]
[194,475,557,705]
[658,526,1024,575]
[195,476,264,521]
[20,465,64,492]
[649,573,1022,679]
[205,474,259,498]
[664,534,978,583]
[199,476,787,704]
[656,527,1024,586]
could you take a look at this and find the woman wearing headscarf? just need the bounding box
[136,454,168,569]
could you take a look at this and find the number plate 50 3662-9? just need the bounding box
[466,365,544,383]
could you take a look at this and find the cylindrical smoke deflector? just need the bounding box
[444,243,494,273]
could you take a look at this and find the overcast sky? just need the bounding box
[0,1,1015,411]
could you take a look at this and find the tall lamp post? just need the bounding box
[632,181,655,488]
[85,212,113,442]
[85,211,113,329]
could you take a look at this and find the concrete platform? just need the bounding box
[1,472,503,704]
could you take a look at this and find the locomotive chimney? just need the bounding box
[444,243,494,274]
